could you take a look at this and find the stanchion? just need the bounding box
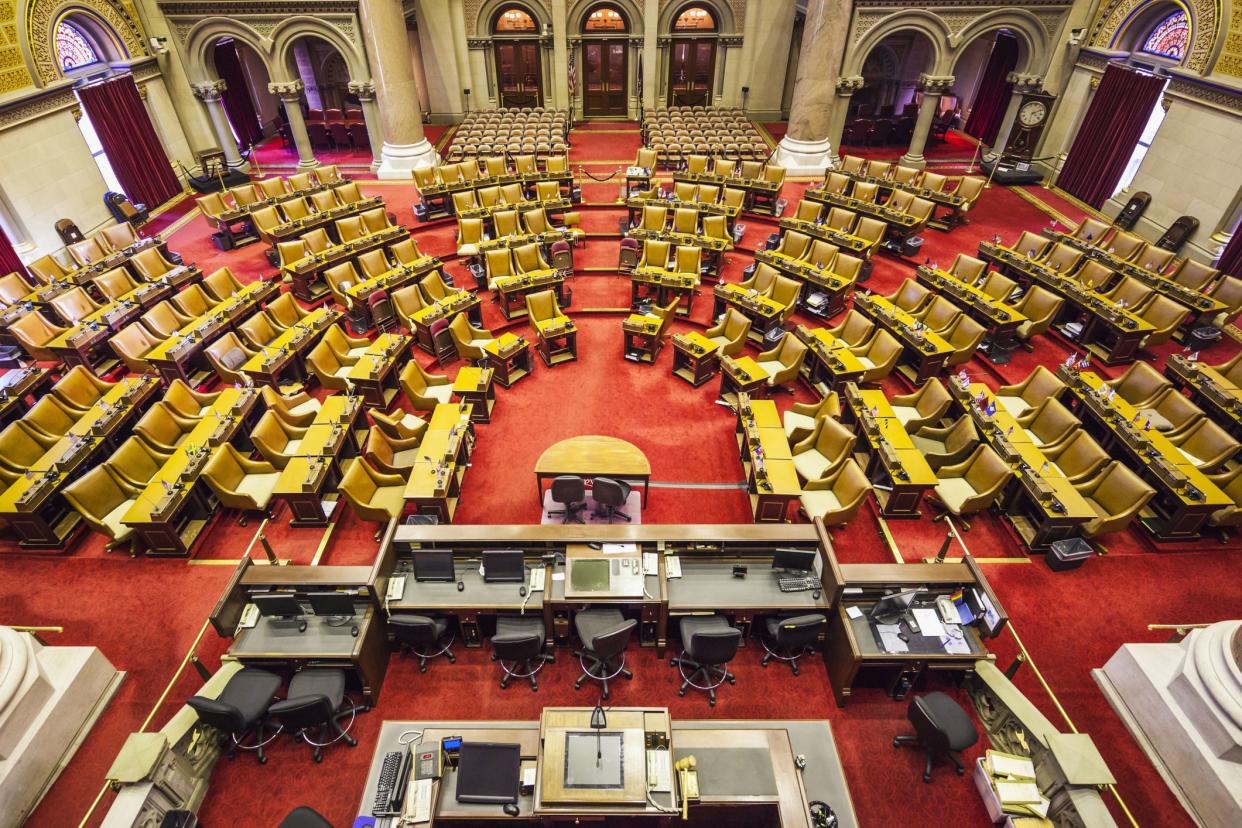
[923,529,954,564]
[259,533,287,566]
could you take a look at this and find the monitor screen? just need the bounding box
[482,550,525,583]
[772,547,816,572]
[456,742,521,804]
[569,559,610,593]
[253,593,302,619]
[413,549,456,582]
[869,588,923,624]
[973,588,1004,637]
[564,731,624,789]
[307,591,355,618]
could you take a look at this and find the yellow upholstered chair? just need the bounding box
[1105,361,1169,407]
[252,409,308,469]
[512,244,553,278]
[10,311,67,361]
[101,223,141,251]
[324,262,360,307]
[237,311,283,352]
[1016,398,1078,452]
[369,407,428,442]
[139,301,194,339]
[266,293,312,328]
[457,218,484,257]
[1073,461,1156,542]
[638,239,671,270]
[705,308,750,357]
[255,177,288,199]
[848,330,902,383]
[364,426,423,476]
[62,465,138,550]
[942,315,987,369]
[393,283,429,331]
[323,324,370,362]
[205,333,255,385]
[109,322,161,374]
[1167,419,1240,472]
[484,249,514,291]
[306,341,352,392]
[1013,286,1063,347]
[68,237,109,267]
[1044,432,1109,484]
[106,436,172,489]
[400,360,454,411]
[202,267,247,302]
[798,459,871,528]
[259,386,321,428]
[1138,295,1189,349]
[769,275,802,322]
[24,396,80,440]
[755,332,806,391]
[133,402,199,452]
[93,268,141,302]
[421,271,462,304]
[910,415,980,472]
[171,284,219,319]
[130,248,182,282]
[913,296,959,334]
[994,365,1065,417]
[930,445,1010,530]
[782,393,841,445]
[884,279,931,314]
[739,262,778,294]
[977,271,1016,302]
[448,314,495,362]
[165,379,220,419]
[1207,466,1242,535]
[339,458,407,539]
[890,379,953,432]
[51,366,116,414]
[0,422,56,485]
[0,272,30,305]
[791,417,856,482]
[827,310,874,347]
[49,287,105,325]
[202,443,280,524]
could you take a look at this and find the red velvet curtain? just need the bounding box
[964,32,1018,146]
[1218,226,1242,280]
[0,226,27,278]
[76,76,182,208]
[1056,64,1166,209]
[213,41,264,148]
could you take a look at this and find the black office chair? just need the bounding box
[279,806,333,828]
[892,691,979,782]
[490,616,553,691]
[389,613,456,672]
[592,477,632,522]
[759,613,827,676]
[548,475,587,523]
[573,608,637,699]
[267,668,369,762]
[186,667,283,764]
[670,616,742,706]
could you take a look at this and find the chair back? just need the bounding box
[592,477,629,508]
[268,693,335,732]
[389,615,440,648]
[369,290,396,331]
[186,696,247,735]
[551,475,585,505]
[592,619,637,660]
[492,630,543,660]
[687,626,741,665]
[909,696,953,752]
[774,614,827,649]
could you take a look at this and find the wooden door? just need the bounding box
[582,40,628,117]
[668,39,716,106]
[495,41,543,108]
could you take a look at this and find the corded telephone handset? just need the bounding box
[936,596,958,625]
[401,776,433,823]
[386,575,407,602]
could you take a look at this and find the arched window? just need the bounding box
[584,5,628,32]
[1141,9,1190,59]
[494,5,537,33]
[56,20,100,71]
[673,4,717,32]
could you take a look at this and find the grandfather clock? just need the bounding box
[1003,90,1057,162]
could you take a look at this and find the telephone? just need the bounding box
[386,575,407,602]
[527,566,545,594]
[646,749,672,792]
[238,603,259,630]
[936,596,958,625]
[401,776,433,824]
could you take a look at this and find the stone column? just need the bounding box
[993,73,1043,156]
[349,80,385,172]
[551,0,570,110]
[191,80,244,170]
[359,0,438,178]
[825,76,864,164]
[269,81,318,170]
[642,0,659,109]
[773,0,851,175]
[900,74,955,167]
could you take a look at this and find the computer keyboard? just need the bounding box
[777,575,819,593]
[372,749,408,816]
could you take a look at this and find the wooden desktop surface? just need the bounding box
[534,435,651,479]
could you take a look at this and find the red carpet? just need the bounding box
[6,120,1237,828]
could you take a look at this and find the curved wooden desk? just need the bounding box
[535,435,651,507]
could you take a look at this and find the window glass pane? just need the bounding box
[495,7,537,33]
[1115,89,1168,195]
[673,5,716,31]
[76,111,123,193]
[57,21,100,71]
[1141,10,1190,60]
[585,6,627,32]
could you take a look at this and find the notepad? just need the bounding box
[986,750,1036,780]
[994,780,1042,805]
[912,608,945,638]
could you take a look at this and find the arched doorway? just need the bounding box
[285,33,369,159]
[847,30,936,149]
[492,4,543,108]
[581,3,629,117]
[667,3,717,106]
[209,38,271,150]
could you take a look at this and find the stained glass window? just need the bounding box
[56,21,100,70]
[1141,9,1190,60]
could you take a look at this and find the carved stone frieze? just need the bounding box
[836,75,866,95]
[917,73,955,95]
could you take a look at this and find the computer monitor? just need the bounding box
[482,550,525,583]
[973,588,1004,637]
[253,593,303,620]
[772,547,816,572]
[869,588,923,625]
[307,591,356,620]
[456,742,521,804]
[413,549,456,582]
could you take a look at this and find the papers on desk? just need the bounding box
[602,543,638,554]
[876,624,908,653]
[986,750,1035,780]
[642,552,659,576]
[941,632,973,655]
[911,608,945,639]
[664,555,682,578]
[845,606,864,620]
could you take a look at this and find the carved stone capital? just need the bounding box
[348,79,376,101]
[719,35,743,47]
[917,74,955,96]
[268,80,305,100]
[467,38,491,49]
[836,76,865,96]
[1006,72,1043,93]
[191,79,227,103]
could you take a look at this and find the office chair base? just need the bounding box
[573,651,632,699]
[495,654,552,691]
[548,502,588,524]
[759,641,813,676]
[405,635,456,673]
[229,724,282,765]
[671,653,735,706]
[297,699,369,762]
[592,506,632,523]
[892,735,965,783]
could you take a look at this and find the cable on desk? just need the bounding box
[397,729,425,748]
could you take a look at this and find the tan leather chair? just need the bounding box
[25,396,79,439]
[791,417,856,482]
[0,421,57,484]
[51,366,116,414]
[827,310,873,347]
[357,250,391,283]
[705,308,750,357]
[942,315,987,369]
[10,311,67,361]
[1105,361,1169,407]
[1138,295,1189,349]
[1073,461,1156,541]
[260,386,321,427]
[68,237,109,267]
[884,279,931,314]
[364,425,422,475]
[782,393,841,444]
[1207,466,1242,532]
[107,435,172,489]
[994,365,1066,417]
[849,330,902,383]
[1101,277,1153,310]
[62,465,138,550]
[165,379,221,419]
[768,276,802,322]
[1135,387,1203,436]
[1044,432,1109,484]
[421,271,461,303]
[913,296,960,333]
[911,415,980,472]
[109,322,162,374]
[324,262,359,307]
[236,311,282,352]
[171,284,219,318]
[27,254,69,285]
[392,283,430,331]
[49,287,105,324]
[638,239,671,271]
[400,360,453,411]
[256,177,288,199]
[0,272,30,305]
[130,248,181,282]
[525,288,566,332]
[202,443,280,524]
[100,224,141,251]
[252,409,308,469]
[339,458,407,538]
[755,332,806,391]
[140,301,194,339]
[1013,286,1062,346]
[323,324,369,361]
[484,249,515,291]
[457,218,485,257]
[931,445,1010,530]
[369,407,428,442]
[267,293,312,329]
[306,341,352,392]
[202,267,247,302]
[1170,258,1218,292]
[448,314,495,362]
[798,459,871,528]
[205,332,256,385]
[1207,276,1242,327]
[1167,419,1240,472]
[133,402,199,451]
[93,268,141,303]
[1016,398,1079,452]
[739,262,778,294]
[977,271,1017,302]
[890,379,953,432]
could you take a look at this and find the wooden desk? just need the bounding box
[675,170,782,213]
[0,366,51,426]
[736,395,801,523]
[630,266,700,317]
[534,435,651,508]
[346,333,409,407]
[404,290,483,357]
[753,248,855,319]
[531,315,577,367]
[621,312,664,364]
[483,333,533,388]
[838,170,969,229]
[271,395,364,526]
[402,403,474,523]
[711,283,786,341]
[853,293,953,383]
[843,385,938,517]
[1164,355,1242,439]
[671,331,720,386]
[793,324,867,394]
[282,225,407,303]
[777,217,875,258]
[452,366,496,423]
[718,355,769,405]
[625,197,740,228]
[240,305,341,388]
[804,187,921,238]
[341,254,440,330]
[915,264,1025,360]
[144,285,271,387]
[494,270,567,322]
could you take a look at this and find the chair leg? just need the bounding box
[923,747,934,783]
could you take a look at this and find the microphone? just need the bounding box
[590,699,607,767]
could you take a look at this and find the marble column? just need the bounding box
[359,0,438,178]
[773,0,851,175]
[993,73,1044,156]
[269,81,318,170]
[191,80,244,169]
[900,74,955,167]
[551,0,570,110]
[825,76,864,164]
[642,0,659,110]
[349,80,385,172]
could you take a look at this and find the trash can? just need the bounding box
[1045,537,1092,571]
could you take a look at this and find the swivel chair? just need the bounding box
[490,616,553,691]
[759,613,827,675]
[363,426,422,476]
[266,668,369,762]
[670,615,741,705]
[186,667,283,764]
[592,477,631,523]
[50,366,115,414]
[548,475,588,523]
[704,308,750,357]
[389,614,456,672]
[573,608,637,699]
[278,807,333,828]
[782,392,841,445]
[892,691,979,782]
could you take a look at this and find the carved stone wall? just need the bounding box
[1218,0,1242,79]
[27,0,150,86]
[1087,0,1218,74]
[0,1,33,94]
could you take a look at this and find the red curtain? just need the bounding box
[213,41,264,148]
[0,226,27,278]
[964,33,1018,147]
[76,76,182,208]
[1056,64,1166,209]
[1218,226,1242,280]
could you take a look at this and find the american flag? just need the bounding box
[568,50,577,96]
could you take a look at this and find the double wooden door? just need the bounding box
[582,40,627,117]
[668,39,716,106]
[495,41,542,108]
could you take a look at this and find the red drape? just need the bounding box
[964,32,1018,147]
[1218,226,1242,280]
[1056,64,1166,209]
[0,226,27,278]
[76,76,182,208]
[213,41,264,148]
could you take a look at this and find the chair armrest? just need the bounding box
[370,467,409,486]
[234,454,277,475]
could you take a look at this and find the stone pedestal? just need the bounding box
[1096,620,1242,827]
[773,0,849,175]
[0,627,122,828]
[360,0,438,178]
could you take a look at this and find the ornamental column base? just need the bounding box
[772,134,833,177]
[377,138,439,179]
